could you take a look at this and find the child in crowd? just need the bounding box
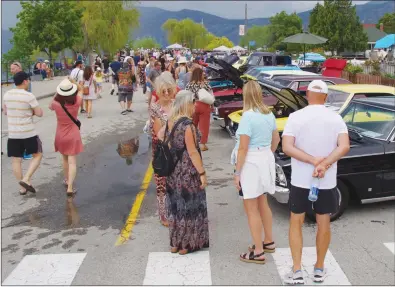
[94,68,103,98]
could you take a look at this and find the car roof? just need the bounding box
[352,96,395,110]
[328,84,395,94]
[251,66,300,71]
[275,75,346,81]
[261,70,318,76]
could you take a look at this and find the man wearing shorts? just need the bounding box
[109,56,122,96]
[282,80,350,284]
[3,72,43,195]
[118,62,134,115]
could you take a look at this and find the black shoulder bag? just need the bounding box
[61,103,81,130]
[152,117,188,177]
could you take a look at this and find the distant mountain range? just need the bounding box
[2,1,394,55]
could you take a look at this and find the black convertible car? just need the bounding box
[273,96,395,221]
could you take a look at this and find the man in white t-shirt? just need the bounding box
[282,80,350,284]
[3,72,44,196]
[69,60,85,113]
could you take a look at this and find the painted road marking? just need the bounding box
[384,242,395,254]
[272,247,351,285]
[115,162,153,246]
[3,253,86,286]
[143,251,212,285]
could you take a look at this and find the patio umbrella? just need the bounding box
[374,34,395,49]
[283,31,328,65]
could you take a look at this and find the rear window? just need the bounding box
[257,73,272,80]
[273,79,291,87]
[248,55,261,65]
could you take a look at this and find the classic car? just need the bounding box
[233,56,248,70]
[254,69,318,81]
[227,84,395,136]
[241,66,302,81]
[213,76,351,134]
[271,75,351,96]
[274,96,395,221]
[239,52,292,73]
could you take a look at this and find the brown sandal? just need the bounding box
[170,247,178,253]
[178,249,189,255]
[248,241,276,253]
[240,251,266,264]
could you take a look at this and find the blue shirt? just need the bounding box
[236,110,276,148]
[110,61,122,74]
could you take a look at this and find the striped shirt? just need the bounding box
[4,89,39,139]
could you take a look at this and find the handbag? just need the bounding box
[61,103,81,130]
[83,76,93,95]
[198,88,215,105]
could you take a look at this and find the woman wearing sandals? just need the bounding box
[160,90,209,255]
[149,75,177,226]
[82,66,97,118]
[231,81,280,264]
[49,79,84,197]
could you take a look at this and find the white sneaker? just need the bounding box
[284,269,304,285]
[313,268,327,283]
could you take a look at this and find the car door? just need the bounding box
[382,131,395,195]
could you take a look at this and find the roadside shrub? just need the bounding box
[345,63,363,74]
[384,73,395,79]
[364,60,381,76]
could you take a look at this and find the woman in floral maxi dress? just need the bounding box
[164,90,209,255]
[149,76,177,226]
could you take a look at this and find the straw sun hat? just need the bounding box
[57,78,78,96]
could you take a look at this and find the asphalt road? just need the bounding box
[1,82,394,285]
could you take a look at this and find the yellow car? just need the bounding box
[228,83,395,136]
[233,56,248,70]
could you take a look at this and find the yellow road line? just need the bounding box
[115,162,154,246]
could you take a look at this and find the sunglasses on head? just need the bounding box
[12,62,21,68]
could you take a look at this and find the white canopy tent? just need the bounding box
[231,45,246,51]
[213,45,231,52]
[166,43,183,49]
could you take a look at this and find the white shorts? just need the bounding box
[240,147,275,199]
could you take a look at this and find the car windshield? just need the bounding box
[341,102,395,140]
[248,55,261,65]
[273,79,291,87]
[247,68,262,77]
[325,89,350,111]
[257,73,272,81]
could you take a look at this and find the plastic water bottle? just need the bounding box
[308,177,320,202]
[23,151,33,160]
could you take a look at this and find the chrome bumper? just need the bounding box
[272,186,290,204]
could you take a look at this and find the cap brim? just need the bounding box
[56,83,78,97]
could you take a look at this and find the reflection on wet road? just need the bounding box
[5,133,152,233]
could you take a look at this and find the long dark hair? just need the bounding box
[83,66,93,81]
[54,90,78,106]
[190,67,204,83]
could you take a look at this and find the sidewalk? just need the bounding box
[1,76,66,100]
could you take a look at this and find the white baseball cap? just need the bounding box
[307,80,328,94]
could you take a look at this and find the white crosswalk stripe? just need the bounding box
[2,253,86,286]
[143,251,212,285]
[272,247,351,285]
[384,242,395,255]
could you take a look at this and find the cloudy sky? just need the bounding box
[2,0,370,29]
[138,1,370,19]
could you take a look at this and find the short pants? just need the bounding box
[8,135,43,158]
[118,92,133,102]
[289,185,339,215]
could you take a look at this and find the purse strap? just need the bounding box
[60,103,80,129]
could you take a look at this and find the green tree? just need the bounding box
[133,37,161,49]
[268,11,303,52]
[205,36,234,50]
[309,0,368,54]
[239,25,272,49]
[376,13,395,34]
[79,1,139,54]
[4,0,83,64]
[162,18,210,49]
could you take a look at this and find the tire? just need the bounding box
[306,182,350,222]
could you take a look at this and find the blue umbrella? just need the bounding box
[374,34,395,49]
[298,52,326,62]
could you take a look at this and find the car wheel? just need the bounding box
[306,183,350,222]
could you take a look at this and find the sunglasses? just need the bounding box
[161,88,173,94]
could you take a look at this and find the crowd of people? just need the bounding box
[3,47,350,284]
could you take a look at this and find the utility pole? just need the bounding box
[245,3,248,51]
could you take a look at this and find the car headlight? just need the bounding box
[275,164,287,187]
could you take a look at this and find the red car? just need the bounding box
[212,75,352,132]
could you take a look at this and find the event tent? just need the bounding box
[374,34,395,49]
[213,46,231,52]
[166,43,183,49]
[231,45,246,51]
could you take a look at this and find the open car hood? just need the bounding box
[223,54,240,65]
[206,58,244,89]
[258,79,308,112]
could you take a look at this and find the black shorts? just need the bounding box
[7,136,43,158]
[289,185,339,215]
[118,92,133,102]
